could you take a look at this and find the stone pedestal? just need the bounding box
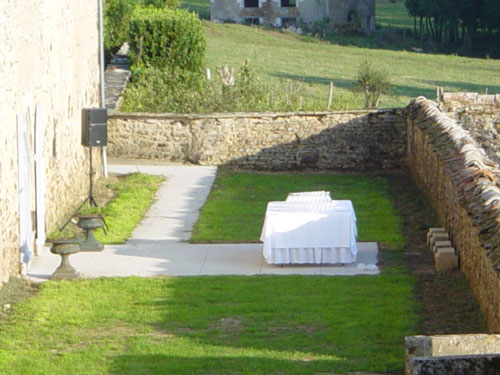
[49,239,83,280]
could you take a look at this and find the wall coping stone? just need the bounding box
[442,92,500,107]
[405,334,500,375]
[108,108,403,120]
[408,354,500,375]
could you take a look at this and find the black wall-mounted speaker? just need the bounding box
[82,108,107,147]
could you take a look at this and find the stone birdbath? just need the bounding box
[74,214,106,252]
[49,238,83,280]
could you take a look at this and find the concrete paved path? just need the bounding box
[28,163,379,281]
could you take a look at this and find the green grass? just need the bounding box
[192,171,405,248]
[180,0,210,19]
[376,0,414,29]
[50,173,164,244]
[93,173,164,243]
[123,0,499,112]
[0,171,419,374]
[204,21,500,109]
[0,274,416,374]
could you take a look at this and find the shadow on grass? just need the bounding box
[107,273,413,374]
[272,72,497,101]
[305,28,500,59]
[109,354,347,375]
[271,72,355,89]
[418,80,500,94]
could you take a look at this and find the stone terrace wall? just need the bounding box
[108,109,406,171]
[0,1,101,284]
[440,92,500,165]
[406,97,500,332]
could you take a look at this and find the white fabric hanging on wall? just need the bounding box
[17,113,34,274]
[35,104,46,253]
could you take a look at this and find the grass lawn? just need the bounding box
[204,21,500,109]
[376,0,415,29]
[92,173,164,244]
[175,0,499,109]
[192,171,405,248]
[0,274,415,374]
[50,173,164,244]
[180,0,210,19]
[0,171,419,374]
[123,0,499,112]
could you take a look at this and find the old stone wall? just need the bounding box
[210,0,375,31]
[0,1,101,284]
[108,109,406,171]
[439,92,500,165]
[406,97,500,332]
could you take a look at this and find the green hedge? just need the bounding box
[104,0,136,55]
[103,0,179,57]
[141,0,179,7]
[128,6,205,73]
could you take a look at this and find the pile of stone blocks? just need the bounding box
[405,334,500,375]
[427,228,458,272]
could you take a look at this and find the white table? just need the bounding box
[260,196,357,265]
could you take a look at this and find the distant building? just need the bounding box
[210,0,375,34]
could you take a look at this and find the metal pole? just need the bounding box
[89,147,97,206]
[98,0,108,177]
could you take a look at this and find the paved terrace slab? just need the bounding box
[28,163,379,281]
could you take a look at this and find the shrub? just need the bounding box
[120,61,315,113]
[103,0,179,58]
[121,65,207,113]
[355,61,390,109]
[128,7,206,73]
[104,0,136,55]
[140,0,178,7]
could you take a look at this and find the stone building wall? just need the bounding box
[406,97,500,332]
[210,0,375,32]
[108,109,406,171]
[439,92,500,165]
[0,1,101,284]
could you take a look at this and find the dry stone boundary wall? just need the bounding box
[440,92,500,166]
[406,96,500,332]
[108,109,407,171]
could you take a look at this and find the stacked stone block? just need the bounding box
[427,228,458,272]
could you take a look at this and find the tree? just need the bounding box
[355,62,390,109]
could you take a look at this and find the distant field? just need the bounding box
[376,0,414,29]
[177,0,499,109]
[204,22,500,108]
[180,0,210,18]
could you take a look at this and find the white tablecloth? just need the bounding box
[260,198,357,265]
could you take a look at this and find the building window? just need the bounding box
[281,17,297,26]
[281,0,296,7]
[244,17,260,25]
[244,0,259,8]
